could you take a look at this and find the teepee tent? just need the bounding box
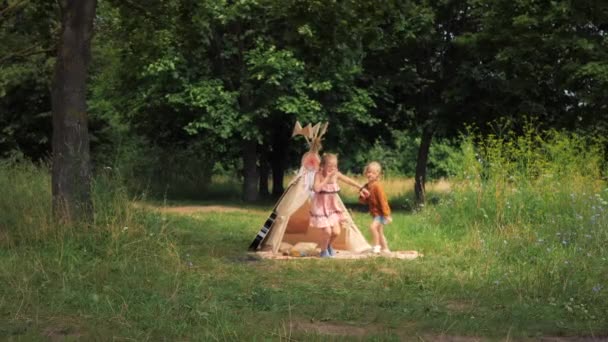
[249,122,371,254]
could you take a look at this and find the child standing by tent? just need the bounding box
[311,153,369,258]
[359,161,392,254]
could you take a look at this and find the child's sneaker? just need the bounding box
[327,245,336,257]
[372,245,381,254]
[320,249,331,258]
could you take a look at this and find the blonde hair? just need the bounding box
[320,153,338,167]
[364,161,382,174]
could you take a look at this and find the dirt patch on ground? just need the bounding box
[533,338,608,342]
[419,336,485,342]
[418,334,608,341]
[134,202,266,215]
[43,326,83,341]
[445,300,475,313]
[291,320,382,337]
[290,320,485,341]
[289,319,607,341]
[158,205,255,214]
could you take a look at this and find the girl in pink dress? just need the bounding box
[311,153,369,258]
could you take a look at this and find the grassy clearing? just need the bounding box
[1,129,607,340]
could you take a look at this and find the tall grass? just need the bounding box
[0,162,196,338]
[422,125,608,324]
[1,126,607,339]
[0,161,53,246]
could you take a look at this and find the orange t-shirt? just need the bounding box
[359,181,391,217]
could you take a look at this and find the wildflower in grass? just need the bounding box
[592,284,602,293]
[562,240,568,245]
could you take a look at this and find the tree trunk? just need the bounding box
[414,125,434,206]
[270,157,285,198]
[242,140,259,202]
[270,129,287,197]
[51,0,97,223]
[258,147,270,199]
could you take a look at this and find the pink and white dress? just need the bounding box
[309,181,346,228]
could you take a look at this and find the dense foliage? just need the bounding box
[1,0,607,199]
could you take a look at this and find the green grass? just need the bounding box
[1,129,607,340]
[4,205,605,340]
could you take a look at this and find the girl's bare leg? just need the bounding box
[378,225,389,251]
[321,227,331,250]
[328,223,341,247]
[369,220,381,247]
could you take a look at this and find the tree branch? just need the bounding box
[0,0,30,19]
[0,45,55,65]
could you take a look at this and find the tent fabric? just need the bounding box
[253,167,371,254]
[250,120,371,255]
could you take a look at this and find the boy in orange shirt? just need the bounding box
[359,161,392,254]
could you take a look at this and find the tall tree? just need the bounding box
[51,0,97,222]
[363,0,479,205]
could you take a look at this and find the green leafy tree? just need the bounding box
[99,0,379,201]
[0,1,58,159]
[362,0,481,204]
[462,0,608,130]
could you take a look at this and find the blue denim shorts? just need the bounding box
[373,216,389,225]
